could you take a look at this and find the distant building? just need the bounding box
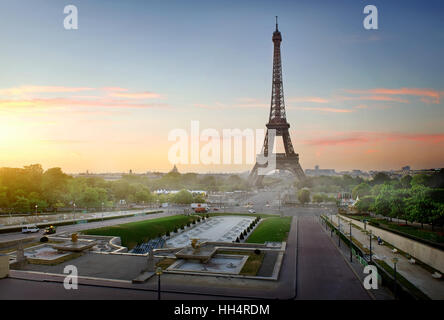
[154,189,207,197]
[170,165,179,174]
[305,165,337,176]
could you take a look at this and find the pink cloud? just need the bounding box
[345,88,441,104]
[340,95,409,103]
[0,85,94,96]
[291,106,354,113]
[304,132,444,146]
[102,87,128,92]
[109,91,162,99]
[288,97,329,104]
[0,98,167,109]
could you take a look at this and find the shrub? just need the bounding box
[240,233,244,240]
[40,236,48,243]
[235,237,240,243]
[254,249,261,255]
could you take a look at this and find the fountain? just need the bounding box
[167,239,249,275]
[51,233,96,252]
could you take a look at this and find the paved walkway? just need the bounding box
[296,216,370,300]
[331,215,444,300]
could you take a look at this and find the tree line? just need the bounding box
[353,171,444,228]
[0,165,247,214]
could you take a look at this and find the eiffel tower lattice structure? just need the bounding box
[249,18,305,186]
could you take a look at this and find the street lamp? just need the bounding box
[349,221,353,262]
[392,257,399,299]
[35,204,38,215]
[156,267,163,300]
[338,217,341,247]
[73,203,76,223]
[369,230,373,262]
[101,202,104,221]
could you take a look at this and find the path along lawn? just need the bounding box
[246,216,292,243]
[82,215,198,249]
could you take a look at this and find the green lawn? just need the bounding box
[246,217,292,243]
[82,215,198,249]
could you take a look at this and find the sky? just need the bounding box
[0,0,443,173]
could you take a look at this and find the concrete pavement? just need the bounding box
[296,215,370,300]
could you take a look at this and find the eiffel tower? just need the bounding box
[249,17,305,186]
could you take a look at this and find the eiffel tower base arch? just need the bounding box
[249,154,305,187]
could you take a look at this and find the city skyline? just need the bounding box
[0,0,443,173]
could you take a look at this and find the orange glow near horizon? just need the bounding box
[0,85,442,173]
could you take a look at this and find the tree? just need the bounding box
[411,174,431,187]
[389,189,410,223]
[404,186,444,229]
[374,184,393,218]
[135,188,153,203]
[13,196,30,214]
[312,194,324,203]
[0,185,9,209]
[172,189,194,204]
[355,196,375,213]
[298,188,311,205]
[352,183,371,199]
[79,187,100,209]
[371,172,391,185]
[400,175,413,188]
[193,194,206,203]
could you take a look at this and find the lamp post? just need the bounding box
[338,217,341,247]
[369,230,373,262]
[73,203,76,223]
[101,202,104,221]
[330,214,333,237]
[349,222,353,262]
[156,267,163,300]
[35,205,38,215]
[392,257,399,299]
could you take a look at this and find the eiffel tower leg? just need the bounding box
[248,162,267,187]
[291,162,306,181]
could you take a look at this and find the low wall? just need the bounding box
[339,214,444,274]
[0,254,9,278]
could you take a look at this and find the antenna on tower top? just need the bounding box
[275,16,278,31]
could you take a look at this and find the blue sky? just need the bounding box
[0,0,443,172]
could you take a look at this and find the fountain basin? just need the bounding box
[174,245,217,263]
[167,254,248,275]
